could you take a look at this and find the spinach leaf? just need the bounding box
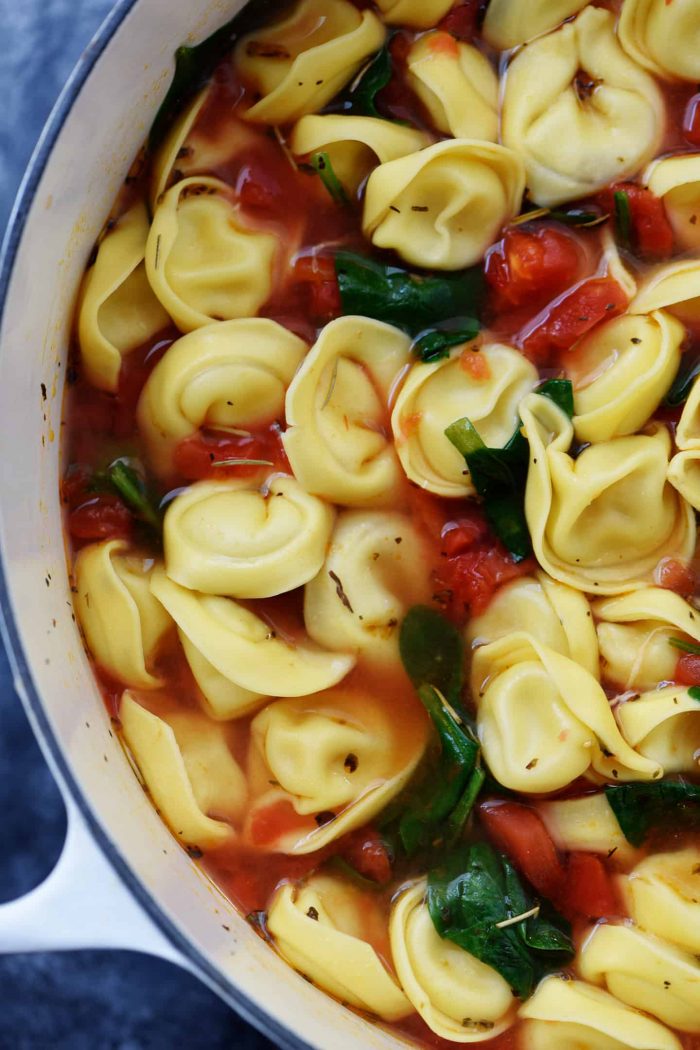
[93,460,162,532]
[345,40,393,119]
[668,636,700,656]
[605,779,700,847]
[334,251,483,337]
[413,321,481,362]
[309,152,349,205]
[614,189,632,251]
[548,206,608,229]
[399,605,463,705]
[664,355,700,407]
[428,844,573,1000]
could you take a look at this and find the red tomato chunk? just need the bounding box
[597,182,674,259]
[485,226,584,313]
[522,277,628,363]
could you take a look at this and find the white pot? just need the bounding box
[0,3,403,1047]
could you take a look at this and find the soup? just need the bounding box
[62,0,700,1046]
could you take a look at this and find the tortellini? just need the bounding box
[615,687,700,773]
[235,0,385,125]
[145,177,277,332]
[267,875,411,1020]
[150,567,355,704]
[537,794,636,861]
[522,392,695,595]
[569,311,684,444]
[164,476,334,598]
[669,377,700,511]
[283,316,411,508]
[618,0,700,82]
[519,976,682,1050]
[78,203,170,392]
[150,88,209,209]
[246,686,428,852]
[74,541,171,689]
[593,588,700,690]
[304,510,431,669]
[482,0,589,50]
[391,342,537,498]
[471,633,661,792]
[466,573,599,678]
[579,923,700,1033]
[390,880,516,1042]
[373,0,453,30]
[363,140,525,270]
[501,7,664,207]
[645,155,700,252]
[137,318,306,477]
[405,34,498,143]
[120,692,246,849]
[631,259,700,323]
[620,849,700,955]
[290,115,430,197]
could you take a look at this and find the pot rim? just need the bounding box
[0,4,311,1048]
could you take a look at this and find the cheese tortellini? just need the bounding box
[145,177,278,332]
[615,687,700,773]
[471,633,661,793]
[391,342,537,498]
[150,567,355,706]
[390,880,517,1042]
[537,794,636,861]
[579,923,700,1033]
[290,115,430,197]
[405,34,499,143]
[363,139,525,270]
[569,311,684,444]
[137,318,306,477]
[120,692,246,849]
[267,875,411,1020]
[235,0,385,124]
[482,0,588,50]
[374,0,453,30]
[78,203,170,392]
[620,849,700,955]
[74,541,171,689]
[164,476,334,599]
[247,686,428,852]
[593,588,700,690]
[502,7,664,207]
[522,393,695,595]
[284,316,411,508]
[519,976,682,1050]
[645,155,700,252]
[631,259,700,323]
[618,0,700,82]
[466,573,599,678]
[304,510,431,669]
[668,377,700,510]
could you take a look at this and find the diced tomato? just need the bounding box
[441,542,535,617]
[237,162,285,216]
[559,852,618,921]
[479,801,567,900]
[292,255,341,322]
[437,0,483,41]
[247,799,311,849]
[459,347,491,380]
[485,226,585,313]
[656,556,696,598]
[442,517,490,556]
[68,494,133,542]
[597,182,674,259]
[210,847,327,915]
[522,277,628,363]
[337,826,392,884]
[173,426,290,482]
[684,94,700,147]
[675,653,700,686]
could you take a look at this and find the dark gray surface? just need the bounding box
[0,2,276,1046]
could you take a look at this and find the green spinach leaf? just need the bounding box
[664,355,700,407]
[399,605,463,704]
[93,460,162,532]
[309,152,349,205]
[413,321,481,362]
[345,40,393,119]
[605,779,700,847]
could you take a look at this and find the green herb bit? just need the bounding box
[536,377,575,419]
[549,207,609,229]
[614,190,632,250]
[668,636,700,656]
[664,356,700,408]
[309,151,349,206]
[344,40,393,119]
[413,321,480,362]
[689,686,700,703]
[104,460,162,531]
[605,779,700,847]
[211,458,274,468]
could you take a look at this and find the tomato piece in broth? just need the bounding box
[479,801,567,900]
[522,276,628,363]
[485,226,585,312]
[597,182,674,259]
[173,426,289,482]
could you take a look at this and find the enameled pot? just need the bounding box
[0,4,404,1046]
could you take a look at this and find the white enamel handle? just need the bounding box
[0,791,188,967]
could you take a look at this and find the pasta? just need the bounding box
[645,155,700,252]
[78,203,170,392]
[373,0,453,30]
[145,176,278,332]
[578,923,700,1032]
[471,633,661,792]
[669,377,700,510]
[120,692,246,849]
[291,115,430,196]
[74,541,171,689]
[390,880,516,1042]
[235,0,385,124]
[620,849,700,955]
[593,588,700,691]
[304,510,431,669]
[283,316,411,507]
[137,318,306,477]
[501,7,664,206]
[537,794,636,861]
[522,393,696,595]
[615,687,700,773]
[618,0,700,82]
[630,259,700,323]
[267,875,411,1020]
[482,0,589,50]
[363,139,525,269]
[246,686,428,852]
[163,476,334,598]
[519,976,682,1050]
[569,311,684,444]
[391,343,537,498]
[405,34,498,143]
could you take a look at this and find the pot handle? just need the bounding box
[0,791,189,968]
